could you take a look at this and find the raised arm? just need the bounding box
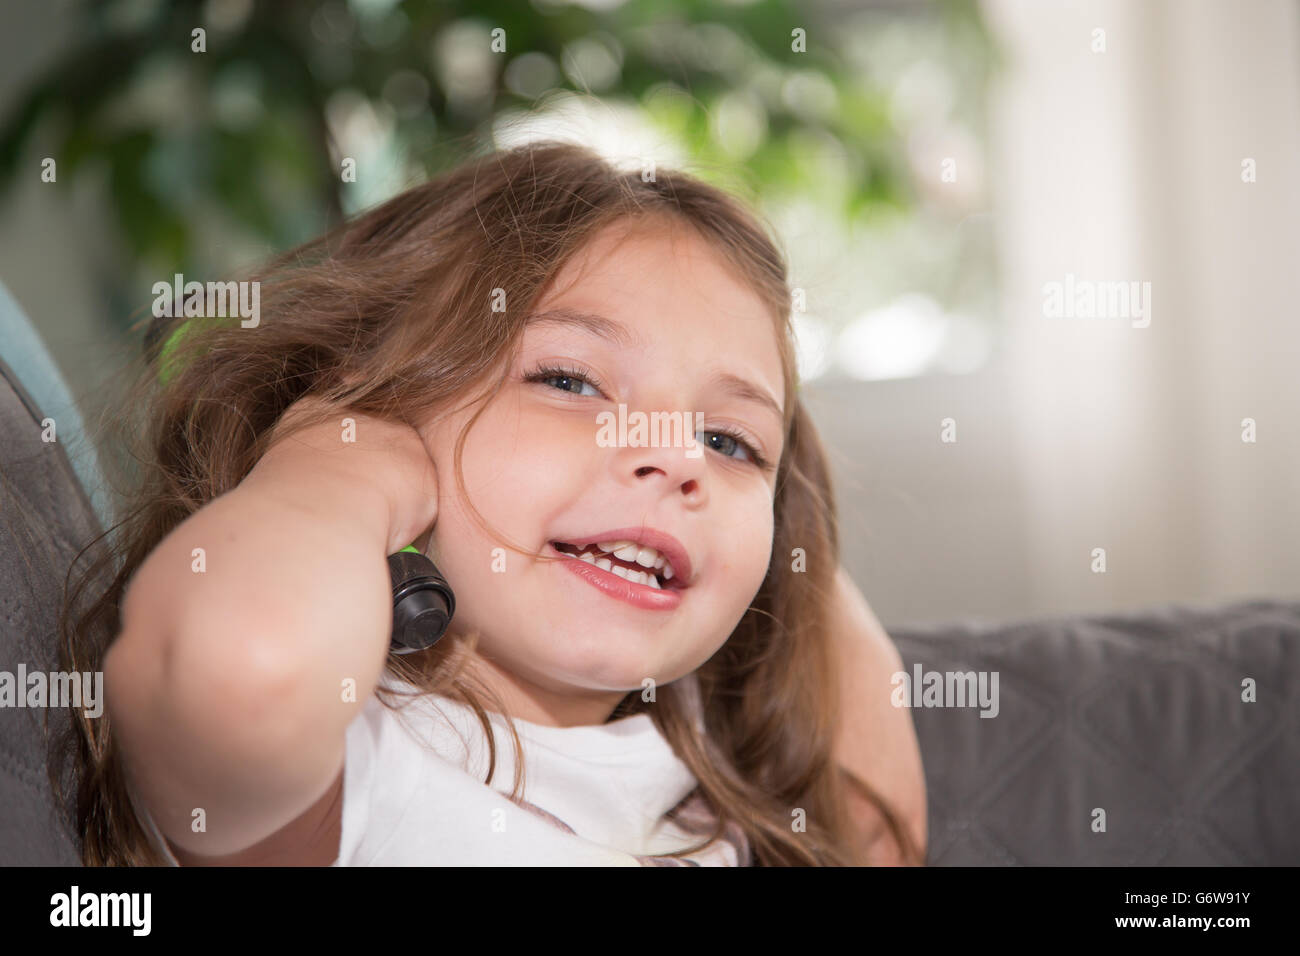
[105,400,440,863]
[827,564,928,865]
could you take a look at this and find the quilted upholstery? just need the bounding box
[891,600,1300,865]
[0,281,112,532]
[0,352,103,865]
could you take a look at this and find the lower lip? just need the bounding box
[548,543,685,610]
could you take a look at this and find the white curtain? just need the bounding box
[982,0,1300,613]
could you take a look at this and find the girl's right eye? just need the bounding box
[524,363,606,398]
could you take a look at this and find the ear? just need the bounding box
[410,528,435,555]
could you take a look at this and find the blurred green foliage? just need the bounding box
[0,0,996,335]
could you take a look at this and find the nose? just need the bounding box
[618,416,708,502]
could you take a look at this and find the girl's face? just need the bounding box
[418,218,786,727]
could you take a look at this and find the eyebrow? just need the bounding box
[526,307,785,425]
[528,307,641,348]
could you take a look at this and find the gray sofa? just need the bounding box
[1,347,98,866]
[890,599,1298,864]
[2,288,1296,866]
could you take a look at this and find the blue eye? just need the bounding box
[523,363,774,471]
[697,428,767,468]
[525,364,604,398]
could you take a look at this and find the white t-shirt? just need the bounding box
[131,672,750,866]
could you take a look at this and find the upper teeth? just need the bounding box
[566,539,676,587]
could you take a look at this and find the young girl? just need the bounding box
[52,140,923,866]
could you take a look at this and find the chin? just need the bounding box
[550,654,664,691]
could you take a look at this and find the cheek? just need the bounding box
[746,520,777,583]
[426,405,588,569]
[463,405,599,517]
[713,496,776,598]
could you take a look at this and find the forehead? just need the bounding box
[528,219,787,400]
[545,217,758,303]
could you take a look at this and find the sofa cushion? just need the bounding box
[0,351,104,865]
[891,598,1300,864]
[0,281,112,532]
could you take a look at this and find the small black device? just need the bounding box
[387,547,456,654]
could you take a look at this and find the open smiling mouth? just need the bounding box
[549,540,685,591]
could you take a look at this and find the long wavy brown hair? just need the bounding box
[48,139,922,866]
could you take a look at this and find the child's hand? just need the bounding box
[251,395,440,556]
